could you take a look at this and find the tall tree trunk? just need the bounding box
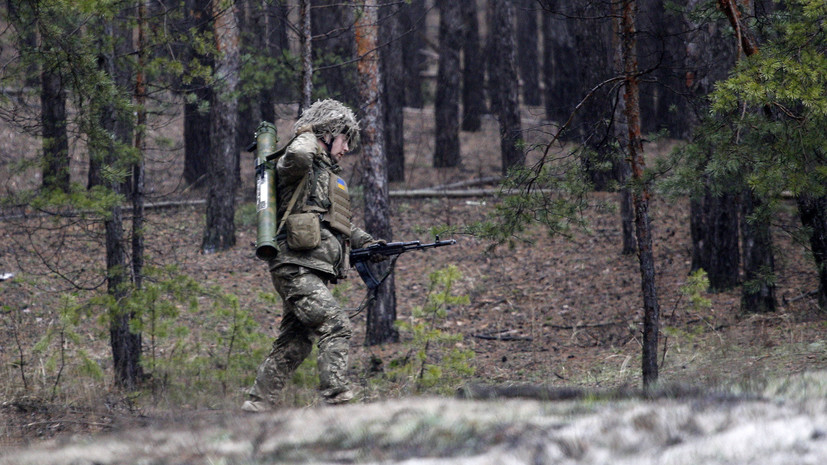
[460,0,485,132]
[400,0,426,108]
[491,0,523,174]
[380,0,405,183]
[741,191,776,312]
[797,195,827,309]
[357,0,398,345]
[611,0,636,255]
[485,0,500,116]
[690,188,740,291]
[97,8,143,389]
[312,0,358,106]
[236,0,262,175]
[133,0,147,290]
[40,64,70,192]
[202,0,240,253]
[433,2,462,168]
[300,0,312,111]
[267,0,292,105]
[622,0,660,389]
[182,0,212,187]
[516,0,540,107]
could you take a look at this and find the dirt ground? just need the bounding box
[1,103,826,450]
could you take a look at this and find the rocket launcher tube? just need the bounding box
[253,122,279,260]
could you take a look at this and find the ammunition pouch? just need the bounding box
[285,213,321,251]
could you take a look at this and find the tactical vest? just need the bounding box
[299,158,352,239]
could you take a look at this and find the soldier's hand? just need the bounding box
[367,239,388,262]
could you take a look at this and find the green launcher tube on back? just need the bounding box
[254,122,278,260]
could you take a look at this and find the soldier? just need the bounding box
[243,99,384,411]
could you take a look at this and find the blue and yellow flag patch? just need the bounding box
[336,177,347,191]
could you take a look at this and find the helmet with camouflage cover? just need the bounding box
[294,99,361,149]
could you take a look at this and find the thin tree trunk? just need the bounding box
[202,0,240,253]
[741,191,776,312]
[380,0,405,183]
[97,7,142,389]
[433,2,462,168]
[491,0,523,174]
[133,0,147,290]
[236,0,262,176]
[40,65,70,192]
[357,0,398,345]
[461,0,485,131]
[300,0,312,112]
[611,0,636,255]
[622,0,660,388]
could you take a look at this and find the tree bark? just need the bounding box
[540,3,610,139]
[796,195,827,309]
[622,0,660,389]
[40,64,70,192]
[267,0,292,106]
[741,191,776,312]
[485,0,500,116]
[690,188,741,291]
[611,0,636,255]
[491,0,523,174]
[433,2,462,168]
[516,0,540,107]
[460,0,485,132]
[312,0,358,107]
[356,0,398,345]
[400,0,426,108]
[182,0,213,187]
[300,0,312,111]
[96,7,143,389]
[236,0,262,173]
[133,0,147,290]
[202,0,240,253]
[380,0,405,183]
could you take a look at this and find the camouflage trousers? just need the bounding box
[249,265,353,404]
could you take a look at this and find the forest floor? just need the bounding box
[1,104,827,456]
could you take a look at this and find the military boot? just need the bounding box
[322,389,355,405]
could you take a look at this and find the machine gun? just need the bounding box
[350,236,456,289]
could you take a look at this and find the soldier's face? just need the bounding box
[330,134,349,162]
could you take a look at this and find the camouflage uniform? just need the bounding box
[248,101,375,406]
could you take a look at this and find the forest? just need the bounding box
[1,0,827,454]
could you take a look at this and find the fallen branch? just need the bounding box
[474,334,534,341]
[544,322,619,330]
[789,290,818,303]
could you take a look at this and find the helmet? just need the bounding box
[294,99,361,148]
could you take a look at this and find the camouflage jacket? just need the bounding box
[269,131,374,279]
